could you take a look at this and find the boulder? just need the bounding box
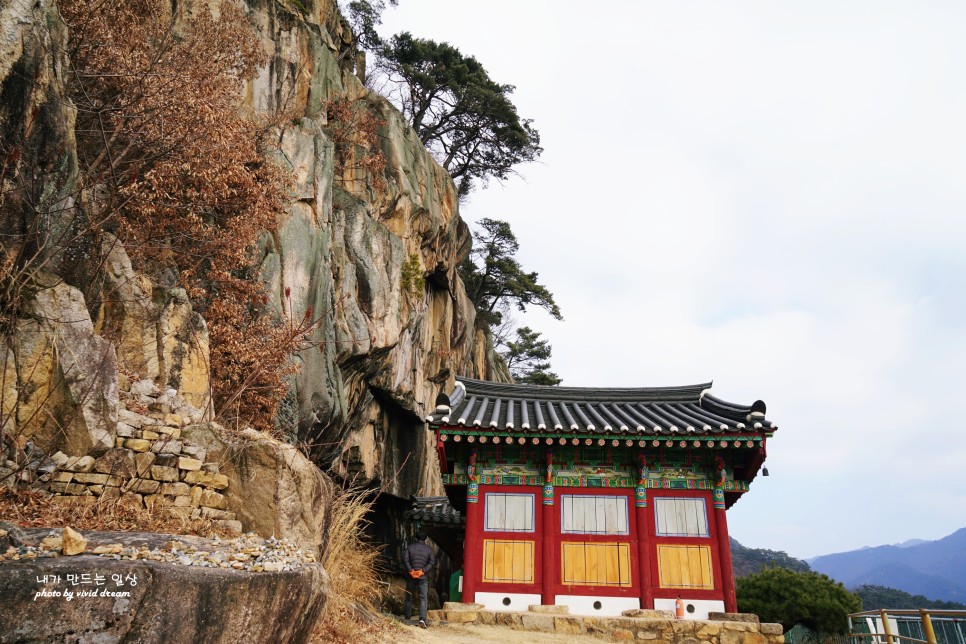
[96,235,161,381]
[182,425,335,558]
[0,545,327,642]
[94,236,212,414]
[4,277,118,456]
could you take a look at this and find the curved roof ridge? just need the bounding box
[454,377,712,403]
[425,377,776,435]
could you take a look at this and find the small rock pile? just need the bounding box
[100,534,318,572]
[0,529,316,573]
[116,377,208,455]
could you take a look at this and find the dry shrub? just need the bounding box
[58,0,301,433]
[312,486,385,642]
[0,486,234,538]
[325,97,388,194]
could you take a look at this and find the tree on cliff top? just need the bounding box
[376,33,542,198]
[501,326,561,386]
[345,0,398,50]
[460,218,561,385]
[737,568,862,634]
[460,218,561,327]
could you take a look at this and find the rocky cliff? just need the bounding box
[1,0,495,513]
[241,0,490,500]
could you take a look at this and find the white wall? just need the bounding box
[554,595,640,617]
[654,598,725,620]
[474,592,542,612]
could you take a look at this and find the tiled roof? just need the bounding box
[406,496,464,526]
[425,378,776,436]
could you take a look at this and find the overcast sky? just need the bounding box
[378,1,966,559]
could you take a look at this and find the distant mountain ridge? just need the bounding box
[730,538,811,577]
[854,585,966,611]
[808,527,966,603]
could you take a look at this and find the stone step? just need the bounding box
[528,604,569,614]
[709,612,760,623]
[421,607,784,642]
[442,602,485,611]
[623,608,674,619]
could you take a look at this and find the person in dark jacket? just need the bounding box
[403,530,436,628]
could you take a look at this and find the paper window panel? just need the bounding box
[560,495,630,535]
[484,493,535,532]
[653,497,709,537]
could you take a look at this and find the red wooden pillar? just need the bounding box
[463,481,481,603]
[541,482,555,605]
[713,487,737,612]
[635,484,654,609]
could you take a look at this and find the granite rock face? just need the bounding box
[0,0,80,279]
[239,0,494,499]
[95,235,212,412]
[2,276,118,456]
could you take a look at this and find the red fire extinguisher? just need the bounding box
[675,595,685,619]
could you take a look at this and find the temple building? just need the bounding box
[421,377,777,619]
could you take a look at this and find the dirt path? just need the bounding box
[380,620,609,644]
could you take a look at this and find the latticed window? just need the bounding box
[559,494,632,587]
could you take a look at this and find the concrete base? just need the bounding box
[475,591,541,612]
[555,594,640,617]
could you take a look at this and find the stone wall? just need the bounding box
[2,377,240,533]
[1,374,335,558]
[428,604,785,644]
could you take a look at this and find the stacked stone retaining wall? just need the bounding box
[1,380,241,534]
[428,603,784,644]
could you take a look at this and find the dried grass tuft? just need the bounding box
[311,485,388,643]
[0,486,234,538]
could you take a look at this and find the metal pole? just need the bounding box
[882,610,895,644]
[920,609,937,644]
